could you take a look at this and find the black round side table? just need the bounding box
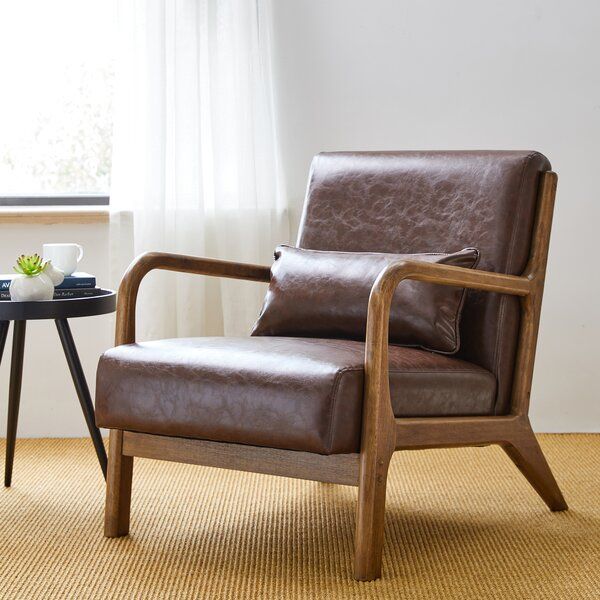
[0,290,116,486]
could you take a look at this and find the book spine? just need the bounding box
[1,277,97,290]
[53,288,103,298]
[0,288,103,300]
[55,277,96,290]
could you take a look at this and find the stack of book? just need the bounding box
[0,272,102,300]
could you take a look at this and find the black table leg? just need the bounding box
[55,319,107,479]
[5,320,26,487]
[1,321,11,485]
[0,321,9,366]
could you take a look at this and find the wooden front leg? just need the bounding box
[354,445,393,581]
[104,429,134,537]
[354,282,396,581]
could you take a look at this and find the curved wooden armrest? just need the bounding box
[371,260,532,302]
[366,260,532,371]
[361,260,534,455]
[116,251,271,345]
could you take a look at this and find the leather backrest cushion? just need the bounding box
[295,151,550,414]
[252,245,480,353]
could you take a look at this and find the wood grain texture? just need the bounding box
[510,171,557,415]
[122,432,360,487]
[395,415,527,450]
[104,430,133,538]
[354,271,397,580]
[0,207,109,225]
[501,427,568,511]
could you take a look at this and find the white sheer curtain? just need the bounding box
[109,0,288,340]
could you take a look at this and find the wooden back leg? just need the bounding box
[502,422,567,512]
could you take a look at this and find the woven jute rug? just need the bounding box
[0,435,598,599]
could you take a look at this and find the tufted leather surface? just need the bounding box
[252,245,479,353]
[297,151,550,414]
[95,337,496,455]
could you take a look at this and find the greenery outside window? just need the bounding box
[0,1,115,207]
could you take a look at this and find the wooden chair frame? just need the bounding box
[104,171,567,581]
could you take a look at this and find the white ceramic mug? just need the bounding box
[43,243,84,276]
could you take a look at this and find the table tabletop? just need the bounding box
[0,289,116,321]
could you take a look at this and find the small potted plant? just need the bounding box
[9,254,64,301]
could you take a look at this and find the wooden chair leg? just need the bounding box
[354,450,392,581]
[502,425,567,512]
[104,429,134,537]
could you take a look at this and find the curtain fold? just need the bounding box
[109,0,288,340]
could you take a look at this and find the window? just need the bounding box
[0,1,115,206]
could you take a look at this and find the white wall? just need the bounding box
[270,0,600,431]
[0,222,114,437]
[1,0,597,436]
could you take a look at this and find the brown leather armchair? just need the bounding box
[96,151,567,581]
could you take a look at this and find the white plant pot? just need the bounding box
[9,273,55,301]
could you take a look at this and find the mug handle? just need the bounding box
[76,244,84,263]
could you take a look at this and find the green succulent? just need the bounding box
[13,254,48,277]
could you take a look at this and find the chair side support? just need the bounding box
[105,254,271,537]
[354,171,566,580]
[115,251,271,346]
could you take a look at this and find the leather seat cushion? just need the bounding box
[95,337,497,455]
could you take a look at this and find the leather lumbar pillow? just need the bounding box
[252,245,480,354]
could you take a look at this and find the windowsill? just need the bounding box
[0,206,110,225]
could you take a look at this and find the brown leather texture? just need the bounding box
[95,337,496,455]
[252,245,479,353]
[297,151,550,414]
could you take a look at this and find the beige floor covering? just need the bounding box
[0,435,598,599]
